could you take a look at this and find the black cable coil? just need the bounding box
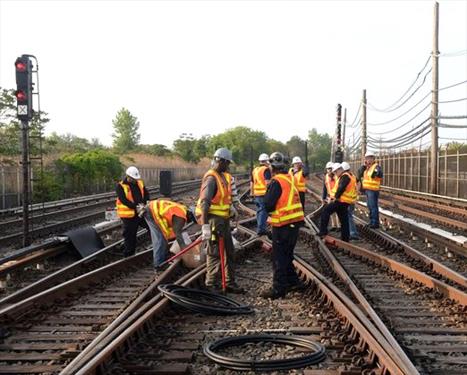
[203,334,326,371]
[157,284,254,315]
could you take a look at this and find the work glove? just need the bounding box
[201,224,211,241]
[136,203,146,218]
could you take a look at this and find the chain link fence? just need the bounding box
[348,149,467,198]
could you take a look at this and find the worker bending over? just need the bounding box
[141,199,196,269]
[318,163,357,242]
[196,148,243,294]
[251,153,271,235]
[262,152,305,299]
[360,151,383,228]
[289,156,310,209]
[116,166,150,257]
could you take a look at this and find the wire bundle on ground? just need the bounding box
[203,334,326,371]
[158,284,254,315]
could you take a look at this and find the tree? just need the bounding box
[45,132,102,153]
[0,87,50,156]
[208,126,270,166]
[112,108,140,152]
[173,133,200,163]
[138,143,173,156]
[307,128,332,171]
[286,136,306,159]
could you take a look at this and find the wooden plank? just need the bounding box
[63,310,116,316]
[121,364,189,374]
[131,351,194,361]
[70,304,125,309]
[408,344,467,352]
[0,353,63,361]
[0,343,77,351]
[0,365,63,373]
[28,325,96,332]
[44,317,109,325]
[396,327,467,334]
[7,333,95,341]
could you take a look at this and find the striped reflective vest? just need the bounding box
[325,173,336,197]
[269,174,304,227]
[196,170,232,219]
[362,162,382,191]
[116,180,145,219]
[148,199,187,240]
[289,168,306,192]
[252,165,269,196]
[332,172,358,204]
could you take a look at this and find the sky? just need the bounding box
[0,0,466,151]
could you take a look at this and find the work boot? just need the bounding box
[260,288,286,300]
[226,283,245,294]
[205,285,221,294]
[286,281,307,293]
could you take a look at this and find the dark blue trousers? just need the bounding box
[272,224,300,294]
[319,201,350,242]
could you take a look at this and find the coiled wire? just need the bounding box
[203,334,326,371]
[158,284,254,315]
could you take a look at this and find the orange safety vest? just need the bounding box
[252,165,269,196]
[362,162,382,191]
[148,199,187,240]
[196,170,232,218]
[332,172,358,204]
[269,174,304,227]
[325,173,336,197]
[116,180,145,219]
[289,168,307,192]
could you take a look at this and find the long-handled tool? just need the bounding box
[157,237,203,269]
[218,236,227,293]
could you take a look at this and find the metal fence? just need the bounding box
[348,149,467,198]
[0,166,207,210]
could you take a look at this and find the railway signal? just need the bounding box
[15,55,34,121]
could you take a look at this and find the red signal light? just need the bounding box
[16,90,27,101]
[15,61,27,72]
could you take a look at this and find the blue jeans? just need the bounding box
[348,204,359,238]
[365,190,380,227]
[144,212,168,266]
[255,196,268,234]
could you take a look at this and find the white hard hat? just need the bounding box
[326,162,333,169]
[341,162,351,171]
[258,153,269,162]
[214,148,234,163]
[365,151,375,157]
[292,156,302,164]
[126,166,141,179]
[331,163,342,172]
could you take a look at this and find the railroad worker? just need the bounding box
[361,151,383,229]
[341,162,360,240]
[289,156,310,209]
[196,148,243,294]
[321,161,335,204]
[115,166,150,257]
[318,163,357,242]
[250,153,272,236]
[261,152,305,299]
[141,199,197,269]
[322,161,339,231]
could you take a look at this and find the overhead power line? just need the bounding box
[366,55,431,113]
[367,104,431,135]
[437,123,467,128]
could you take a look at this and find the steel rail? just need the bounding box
[378,197,467,232]
[69,236,406,375]
[355,216,467,288]
[324,236,467,306]
[236,192,419,374]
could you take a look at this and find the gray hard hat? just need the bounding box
[213,148,234,163]
[269,152,286,169]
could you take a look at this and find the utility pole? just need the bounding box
[21,120,30,246]
[335,104,343,162]
[430,1,439,194]
[361,89,367,161]
[342,107,347,158]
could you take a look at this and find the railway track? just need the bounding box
[0,179,203,249]
[0,179,206,300]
